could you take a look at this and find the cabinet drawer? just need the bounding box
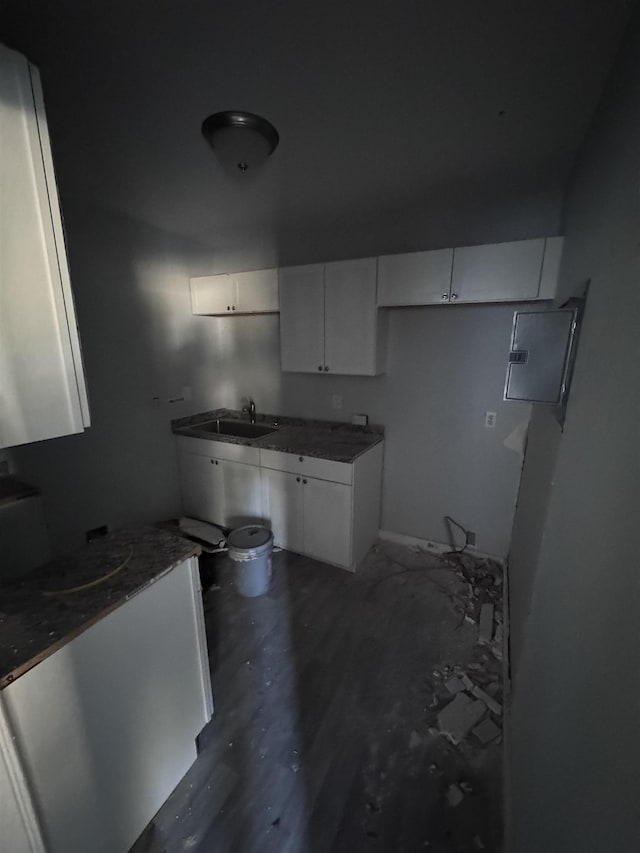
[259,448,352,485]
[175,435,260,466]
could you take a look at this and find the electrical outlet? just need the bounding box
[466,531,476,547]
[484,411,497,428]
[182,385,192,402]
[331,394,343,410]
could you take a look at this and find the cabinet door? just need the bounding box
[261,468,305,554]
[178,452,225,526]
[279,264,325,373]
[0,46,89,449]
[377,249,453,306]
[190,274,237,314]
[451,238,545,303]
[324,257,380,375]
[2,558,211,853]
[303,476,352,568]
[234,269,279,313]
[220,459,264,528]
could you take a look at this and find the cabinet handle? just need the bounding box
[441,293,449,301]
[324,366,329,372]
[303,479,307,484]
[296,477,301,483]
[318,365,323,371]
[450,292,458,300]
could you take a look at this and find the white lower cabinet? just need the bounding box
[179,452,224,523]
[0,558,211,853]
[302,476,352,567]
[177,437,263,529]
[261,468,352,567]
[222,459,264,528]
[260,468,305,555]
[260,443,383,571]
[176,435,384,571]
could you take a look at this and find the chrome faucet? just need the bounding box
[243,398,256,424]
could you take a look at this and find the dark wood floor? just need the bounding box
[131,543,503,853]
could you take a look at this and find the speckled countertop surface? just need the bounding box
[172,409,384,463]
[0,527,200,689]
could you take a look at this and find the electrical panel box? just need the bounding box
[504,308,577,404]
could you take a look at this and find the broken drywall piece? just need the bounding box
[478,603,494,645]
[470,684,502,717]
[493,622,504,661]
[445,676,465,694]
[446,784,464,807]
[473,718,502,744]
[503,418,529,458]
[437,692,486,744]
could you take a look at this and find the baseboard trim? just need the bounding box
[377,529,506,566]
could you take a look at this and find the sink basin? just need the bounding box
[194,419,277,439]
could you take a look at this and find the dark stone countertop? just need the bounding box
[0,527,200,689]
[172,409,384,463]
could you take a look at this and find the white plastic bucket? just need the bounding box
[227,525,273,597]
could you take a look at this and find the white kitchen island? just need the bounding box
[0,528,212,853]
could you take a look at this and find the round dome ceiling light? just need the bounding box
[201,110,280,173]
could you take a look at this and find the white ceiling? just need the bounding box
[1,0,633,263]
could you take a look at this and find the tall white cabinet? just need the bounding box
[0,44,89,449]
[279,257,386,375]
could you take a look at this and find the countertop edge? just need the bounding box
[0,543,201,691]
[172,413,385,464]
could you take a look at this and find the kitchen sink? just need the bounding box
[194,419,277,439]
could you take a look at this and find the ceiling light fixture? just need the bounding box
[201,110,280,173]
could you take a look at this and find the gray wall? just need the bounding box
[509,13,640,852]
[8,204,216,553]
[279,305,532,557]
[7,193,535,558]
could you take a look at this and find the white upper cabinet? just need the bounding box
[377,238,563,307]
[538,237,565,300]
[279,264,325,373]
[0,44,90,450]
[191,273,236,314]
[191,268,279,315]
[279,258,385,375]
[377,248,454,306]
[324,257,382,375]
[450,238,546,303]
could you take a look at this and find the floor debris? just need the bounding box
[478,603,494,645]
[472,718,502,745]
[408,730,423,749]
[446,784,465,807]
[445,675,465,694]
[469,683,502,717]
[437,692,486,745]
